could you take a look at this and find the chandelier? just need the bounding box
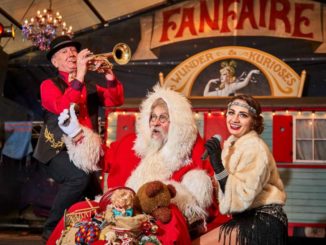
[22,0,73,51]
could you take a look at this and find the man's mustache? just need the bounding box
[151,126,163,134]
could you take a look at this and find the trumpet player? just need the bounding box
[33,35,124,242]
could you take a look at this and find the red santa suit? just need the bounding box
[47,85,228,245]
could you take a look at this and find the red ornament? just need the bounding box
[140,221,152,235]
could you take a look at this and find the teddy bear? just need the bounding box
[135,180,176,224]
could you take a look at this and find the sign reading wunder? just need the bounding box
[161,46,305,98]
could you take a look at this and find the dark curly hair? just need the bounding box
[227,94,264,135]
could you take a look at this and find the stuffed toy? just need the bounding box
[58,187,162,245]
[104,187,136,223]
[99,187,157,243]
[135,181,176,224]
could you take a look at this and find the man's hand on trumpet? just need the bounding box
[76,48,93,82]
[104,68,115,81]
[89,56,116,80]
[75,49,116,81]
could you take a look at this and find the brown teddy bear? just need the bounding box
[135,180,176,224]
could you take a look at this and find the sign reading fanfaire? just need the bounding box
[133,0,325,59]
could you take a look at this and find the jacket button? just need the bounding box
[56,150,60,154]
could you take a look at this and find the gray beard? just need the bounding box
[147,137,165,155]
[147,126,168,156]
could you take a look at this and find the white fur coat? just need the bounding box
[219,131,286,214]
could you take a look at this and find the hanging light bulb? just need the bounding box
[22,0,73,51]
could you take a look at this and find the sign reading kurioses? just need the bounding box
[161,46,306,98]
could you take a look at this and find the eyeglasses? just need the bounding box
[149,113,169,123]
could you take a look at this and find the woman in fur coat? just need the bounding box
[193,94,288,245]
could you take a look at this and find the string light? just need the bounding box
[22,0,73,51]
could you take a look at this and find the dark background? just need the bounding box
[1,13,326,120]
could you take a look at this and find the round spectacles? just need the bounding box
[149,114,169,123]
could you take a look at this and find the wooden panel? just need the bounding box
[286,206,326,213]
[286,199,326,206]
[286,213,326,223]
[261,113,273,149]
[281,169,326,179]
[279,168,326,224]
[285,192,326,199]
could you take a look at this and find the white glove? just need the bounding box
[58,103,82,138]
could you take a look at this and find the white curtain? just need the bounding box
[314,120,326,160]
[296,119,326,161]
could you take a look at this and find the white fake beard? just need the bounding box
[147,126,167,155]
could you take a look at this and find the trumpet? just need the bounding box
[87,43,131,73]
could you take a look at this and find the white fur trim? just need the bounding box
[126,152,172,192]
[63,126,102,173]
[165,180,207,224]
[133,84,197,172]
[181,169,213,210]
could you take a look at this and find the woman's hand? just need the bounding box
[205,136,224,174]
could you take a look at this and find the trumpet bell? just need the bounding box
[113,43,131,65]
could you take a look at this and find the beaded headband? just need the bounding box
[227,101,257,115]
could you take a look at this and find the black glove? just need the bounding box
[205,136,228,193]
[204,136,224,174]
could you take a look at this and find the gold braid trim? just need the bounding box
[44,126,64,149]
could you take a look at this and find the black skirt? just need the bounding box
[219,204,288,245]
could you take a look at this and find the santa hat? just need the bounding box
[133,84,197,172]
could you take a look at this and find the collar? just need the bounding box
[112,208,133,217]
[225,130,258,148]
[58,71,69,82]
